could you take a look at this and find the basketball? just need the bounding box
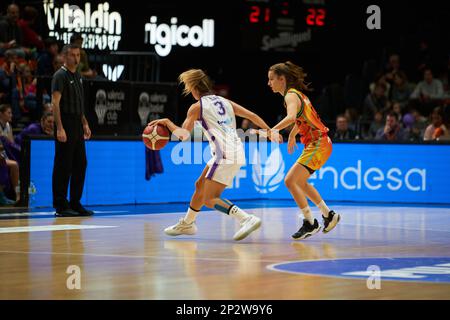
[142,124,170,150]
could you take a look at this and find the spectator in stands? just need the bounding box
[416,40,433,78]
[53,53,64,72]
[392,102,403,122]
[0,104,14,143]
[332,114,356,140]
[344,107,360,135]
[0,104,19,202]
[391,71,414,109]
[369,72,390,98]
[17,6,44,53]
[14,112,54,147]
[37,37,59,76]
[0,51,22,119]
[410,68,444,114]
[423,107,449,141]
[405,108,428,141]
[375,112,409,141]
[70,33,97,79]
[43,102,53,114]
[384,53,402,83]
[367,110,384,139]
[0,4,26,58]
[17,63,37,114]
[0,156,15,205]
[363,82,391,121]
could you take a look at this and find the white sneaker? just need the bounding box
[164,218,197,236]
[233,215,262,241]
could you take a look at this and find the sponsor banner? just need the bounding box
[29,141,450,207]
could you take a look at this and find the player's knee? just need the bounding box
[284,176,295,189]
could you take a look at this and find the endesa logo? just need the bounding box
[144,16,215,57]
[310,160,426,192]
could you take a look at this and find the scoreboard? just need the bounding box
[241,0,329,52]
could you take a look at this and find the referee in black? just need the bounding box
[51,43,93,217]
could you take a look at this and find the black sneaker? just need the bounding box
[322,210,341,233]
[292,219,321,240]
[55,208,80,217]
[71,204,94,216]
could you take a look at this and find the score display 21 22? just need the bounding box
[247,1,326,27]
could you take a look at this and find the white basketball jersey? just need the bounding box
[199,95,244,164]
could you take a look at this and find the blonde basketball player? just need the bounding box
[268,61,341,240]
[149,69,281,241]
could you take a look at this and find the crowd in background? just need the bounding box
[0,2,449,206]
[242,53,450,142]
[0,3,104,205]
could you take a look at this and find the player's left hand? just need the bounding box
[148,118,169,127]
[83,124,91,140]
[287,135,298,154]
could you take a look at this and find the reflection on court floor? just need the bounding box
[0,202,449,299]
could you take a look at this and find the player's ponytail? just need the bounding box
[178,69,213,96]
[269,61,312,92]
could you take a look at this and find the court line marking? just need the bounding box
[0,225,117,234]
[0,249,281,263]
[0,211,130,218]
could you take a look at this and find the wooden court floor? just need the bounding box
[0,205,449,299]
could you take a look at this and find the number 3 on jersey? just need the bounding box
[214,100,226,115]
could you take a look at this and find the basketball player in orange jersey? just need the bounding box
[268,61,340,240]
[148,69,282,241]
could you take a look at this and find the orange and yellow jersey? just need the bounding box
[285,88,329,145]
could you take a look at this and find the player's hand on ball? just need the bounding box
[148,118,169,127]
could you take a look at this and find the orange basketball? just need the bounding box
[142,124,170,150]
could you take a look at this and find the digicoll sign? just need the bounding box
[28,141,450,207]
[144,16,215,57]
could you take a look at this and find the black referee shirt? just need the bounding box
[51,66,84,115]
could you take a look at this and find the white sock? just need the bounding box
[316,200,331,218]
[301,206,314,225]
[229,205,250,222]
[184,207,200,224]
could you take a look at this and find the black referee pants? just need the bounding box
[52,114,87,210]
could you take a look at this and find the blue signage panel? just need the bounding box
[268,257,450,283]
[30,140,450,207]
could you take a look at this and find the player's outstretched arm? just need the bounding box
[229,100,270,130]
[272,93,298,132]
[229,100,282,143]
